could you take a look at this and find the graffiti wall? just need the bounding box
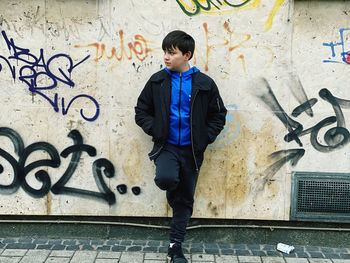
[0,0,345,220]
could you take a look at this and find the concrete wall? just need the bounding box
[0,0,347,220]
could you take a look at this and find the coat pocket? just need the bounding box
[148,143,163,161]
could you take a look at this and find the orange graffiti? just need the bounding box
[195,22,274,72]
[74,30,152,63]
[196,22,229,71]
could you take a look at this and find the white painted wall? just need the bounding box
[0,0,347,220]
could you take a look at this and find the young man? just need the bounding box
[135,30,227,263]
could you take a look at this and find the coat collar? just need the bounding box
[151,68,210,91]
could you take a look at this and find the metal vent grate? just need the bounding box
[291,172,350,222]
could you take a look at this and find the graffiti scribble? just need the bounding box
[0,128,142,205]
[0,30,99,121]
[257,78,350,179]
[175,0,285,31]
[74,30,152,63]
[175,0,251,16]
[323,28,350,65]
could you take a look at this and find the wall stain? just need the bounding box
[122,139,142,186]
[46,192,52,215]
[194,113,280,218]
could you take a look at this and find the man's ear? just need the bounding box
[184,51,192,61]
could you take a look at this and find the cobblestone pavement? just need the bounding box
[0,238,348,262]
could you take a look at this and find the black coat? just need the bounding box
[135,69,227,171]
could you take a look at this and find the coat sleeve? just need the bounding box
[135,79,154,136]
[207,80,227,144]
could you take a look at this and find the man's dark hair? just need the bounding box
[162,30,195,59]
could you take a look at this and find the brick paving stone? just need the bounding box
[47,240,62,245]
[296,252,309,258]
[82,245,94,250]
[190,247,204,253]
[191,243,204,248]
[127,246,143,252]
[0,257,21,263]
[320,248,334,253]
[235,249,251,256]
[2,249,28,256]
[261,257,286,263]
[233,244,247,250]
[95,259,119,263]
[77,240,90,245]
[144,260,166,263]
[332,260,350,263]
[44,258,70,263]
[238,256,262,262]
[70,251,97,263]
[285,258,309,263]
[106,240,120,245]
[133,240,147,246]
[251,250,267,257]
[90,240,104,246]
[218,243,232,249]
[148,241,161,247]
[308,259,332,263]
[265,251,283,257]
[18,239,32,244]
[204,248,220,254]
[66,245,80,251]
[120,240,132,246]
[33,239,48,245]
[51,245,66,251]
[262,245,276,251]
[204,243,218,249]
[111,245,126,252]
[49,251,74,257]
[143,246,159,252]
[36,245,53,250]
[97,251,121,259]
[308,252,325,258]
[62,240,76,246]
[341,254,350,259]
[192,254,215,261]
[247,245,261,250]
[96,245,111,251]
[324,253,340,259]
[26,250,51,257]
[20,250,50,263]
[215,255,239,263]
[334,248,349,253]
[19,255,47,263]
[144,252,167,260]
[158,247,168,253]
[119,252,144,263]
[3,239,17,244]
[293,246,305,252]
[6,244,36,250]
[221,248,234,254]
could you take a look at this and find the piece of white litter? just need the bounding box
[276,243,295,254]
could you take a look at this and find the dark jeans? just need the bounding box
[154,143,200,243]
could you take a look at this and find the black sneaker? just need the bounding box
[167,243,188,263]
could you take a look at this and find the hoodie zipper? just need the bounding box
[178,73,182,145]
[190,89,199,172]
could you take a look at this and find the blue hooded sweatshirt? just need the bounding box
[165,66,200,145]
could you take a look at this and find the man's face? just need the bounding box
[163,46,191,73]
